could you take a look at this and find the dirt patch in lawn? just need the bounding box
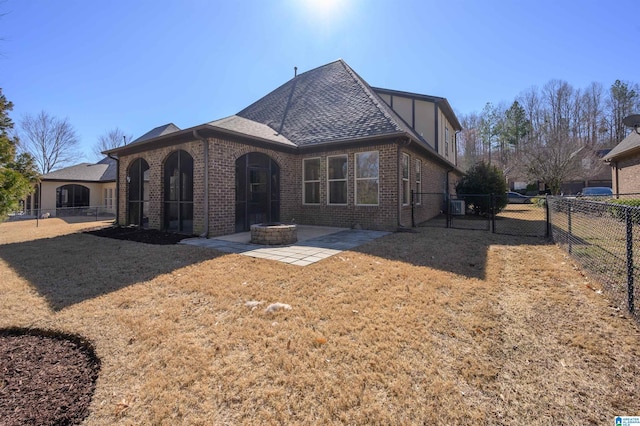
[0,328,100,426]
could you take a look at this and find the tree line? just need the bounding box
[457,79,640,194]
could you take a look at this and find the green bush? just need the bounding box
[455,162,507,215]
[608,199,640,223]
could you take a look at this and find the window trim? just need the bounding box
[327,154,348,205]
[355,151,380,206]
[302,157,321,205]
[402,153,410,206]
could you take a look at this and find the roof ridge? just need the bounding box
[339,61,404,134]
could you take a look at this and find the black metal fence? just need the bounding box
[412,191,548,237]
[548,195,640,318]
[7,206,116,225]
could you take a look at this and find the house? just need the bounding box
[26,157,117,217]
[603,130,640,194]
[104,59,463,236]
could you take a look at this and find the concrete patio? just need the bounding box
[180,225,390,266]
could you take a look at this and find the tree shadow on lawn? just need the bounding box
[351,225,553,280]
[0,233,223,311]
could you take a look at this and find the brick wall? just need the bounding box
[117,136,454,236]
[613,155,640,194]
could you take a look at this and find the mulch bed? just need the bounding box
[0,328,101,426]
[84,226,191,245]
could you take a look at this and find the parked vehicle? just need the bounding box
[506,191,531,204]
[578,187,613,197]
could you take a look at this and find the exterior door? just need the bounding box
[235,153,280,232]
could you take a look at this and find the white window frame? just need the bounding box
[327,154,348,205]
[402,153,410,206]
[303,157,321,205]
[355,151,379,206]
[415,159,422,205]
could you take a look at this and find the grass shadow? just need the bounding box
[351,226,551,280]
[0,233,223,311]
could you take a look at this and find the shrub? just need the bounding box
[608,199,640,223]
[455,162,507,215]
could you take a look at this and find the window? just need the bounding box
[303,158,320,204]
[445,127,450,157]
[164,150,194,234]
[327,155,347,204]
[128,158,150,228]
[104,188,113,209]
[415,159,422,205]
[402,153,410,205]
[355,151,379,205]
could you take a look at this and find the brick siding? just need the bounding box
[117,136,454,236]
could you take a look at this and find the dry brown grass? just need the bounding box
[1,218,640,424]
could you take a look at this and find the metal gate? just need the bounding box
[412,191,549,237]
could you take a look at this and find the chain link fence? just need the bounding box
[7,206,116,225]
[548,195,640,318]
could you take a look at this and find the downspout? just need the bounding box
[614,160,619,197]
[107,153,120,225]
[193,129,209,238]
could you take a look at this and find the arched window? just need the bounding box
[56,184,90,216]
[164,150,193,234]
[128,158,149,228]
[235,152,280,232]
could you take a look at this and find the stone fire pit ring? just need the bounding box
[250,223,298,245]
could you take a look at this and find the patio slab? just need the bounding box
[180,226,390,266]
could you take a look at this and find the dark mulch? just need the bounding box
[84,226,191,245]
[0,328,101,426]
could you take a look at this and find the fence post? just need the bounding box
[491,193,496,233]
[411,190,415,228]
[626,207,635,314]
[567,199,572,254]
[545,195,550,238]
[446,193,451,229]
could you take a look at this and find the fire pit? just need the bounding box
[250,223,297,245]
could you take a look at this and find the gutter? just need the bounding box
[107,153,120,225]
[193,129,209,238]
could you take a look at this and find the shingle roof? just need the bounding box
[129,123,181,145]
[237,59,408,146]
[207,115,296,147]
[603,131,640,161]
[41,157,116,182]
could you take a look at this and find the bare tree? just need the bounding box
[19,111,79,174]
[93,127,131,159]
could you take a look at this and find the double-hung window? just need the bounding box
[415,159,422,205]
[355,151,379,205]
[327,155,347,205]
[402,153,410,206]
[303,158,320,204]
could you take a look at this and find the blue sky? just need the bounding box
[2,0,639,162]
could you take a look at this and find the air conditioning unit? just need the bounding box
[450,200,465,215]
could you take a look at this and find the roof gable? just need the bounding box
[603,131,640,161]
[130,123,181,145]
[237,60,406,146]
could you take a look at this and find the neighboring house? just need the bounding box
[560,149,613,195]
[105,59,463,236]
[26,157,117,217]
[603,130,640,194]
